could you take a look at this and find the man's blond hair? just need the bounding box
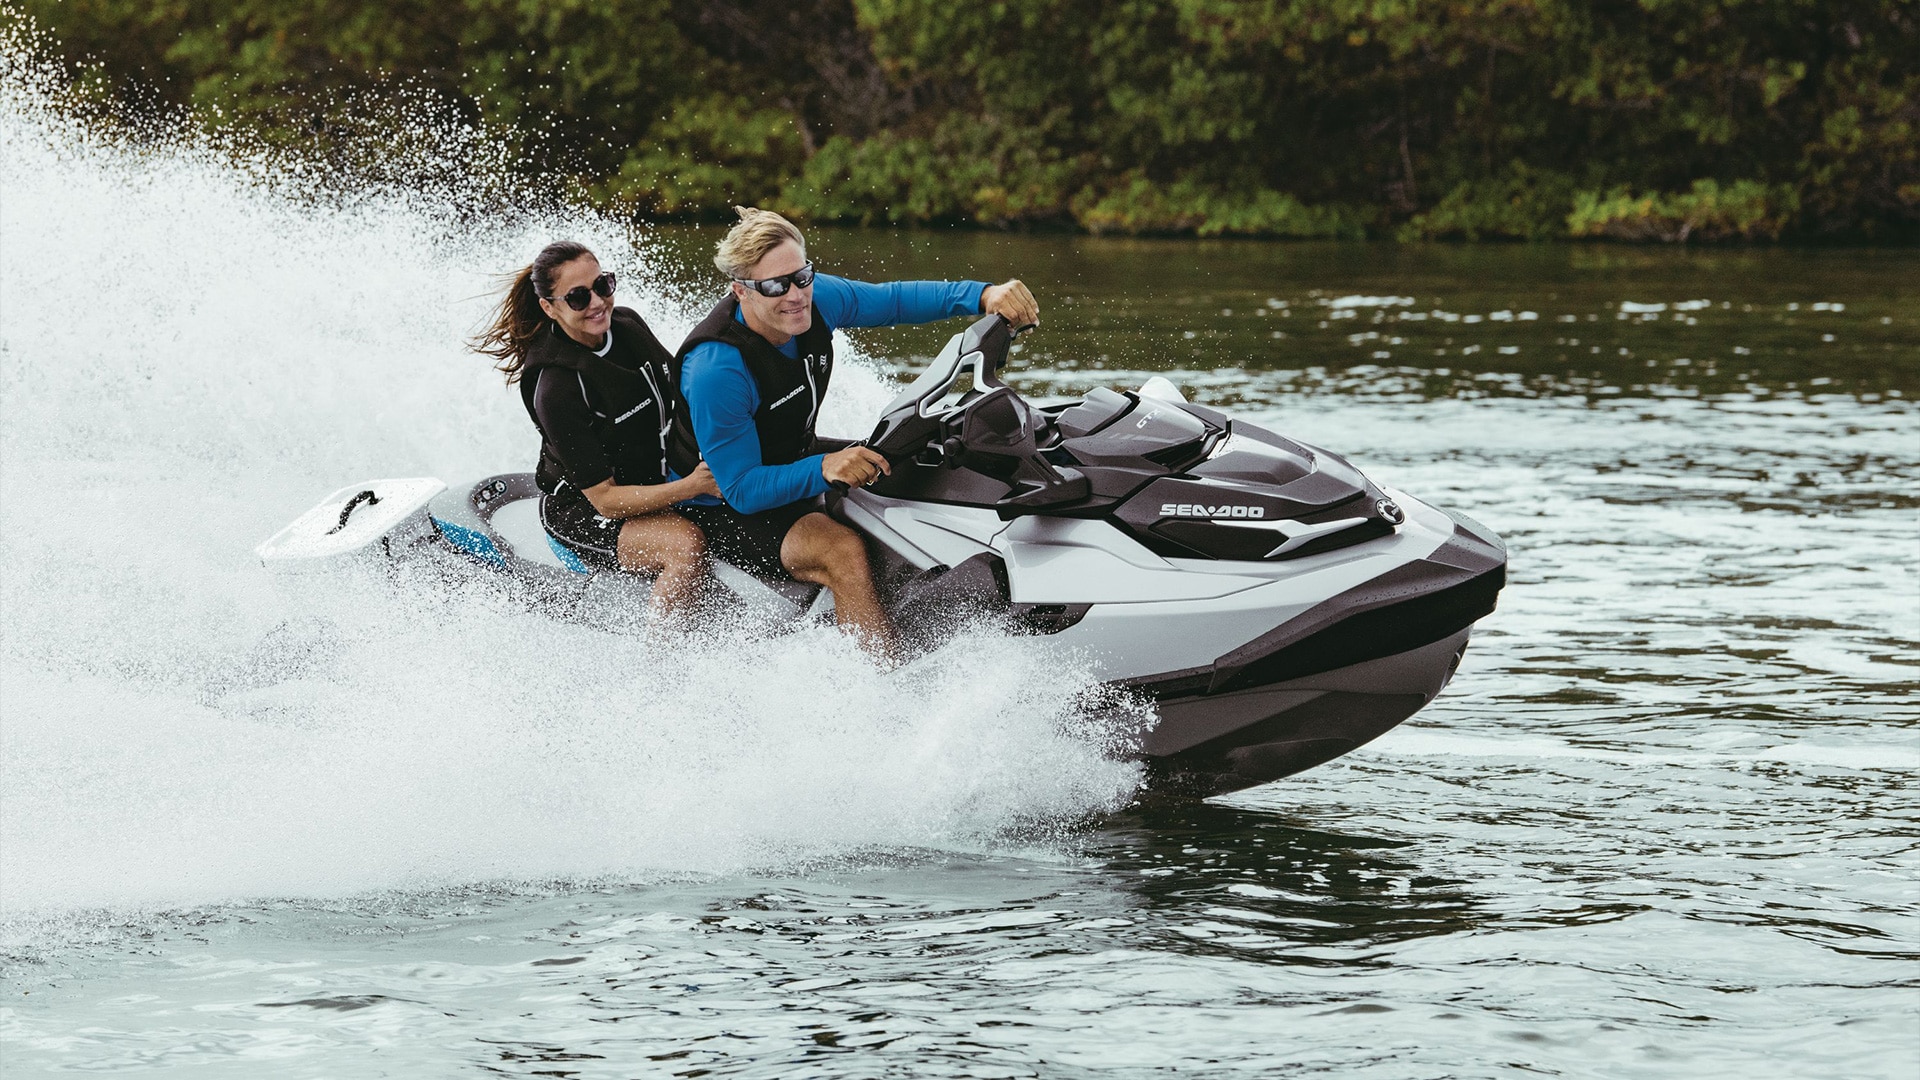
[714,205,805,279]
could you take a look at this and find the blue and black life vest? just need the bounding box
[673,296,834,467]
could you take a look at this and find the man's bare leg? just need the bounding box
[616,511,708,619]
[780,512,896,660]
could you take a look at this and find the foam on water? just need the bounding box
[0,36,1139,930]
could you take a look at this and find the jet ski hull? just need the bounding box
[259,315,1506,800]
[1121,506,1504,795]
[261,471,1498,799]
[864,494,1504,798]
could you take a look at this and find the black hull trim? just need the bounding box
[1219,563,1501,694]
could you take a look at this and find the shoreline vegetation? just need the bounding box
[8,0,1916,243]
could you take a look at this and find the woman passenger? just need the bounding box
[471,241,719,617]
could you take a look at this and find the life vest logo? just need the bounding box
[1160,503,1265,519]
[768,385,807,409]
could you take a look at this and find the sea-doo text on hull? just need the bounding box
[260,316,1506,797]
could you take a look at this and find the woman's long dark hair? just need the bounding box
[471,240,594,383]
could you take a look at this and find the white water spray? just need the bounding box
[0,32,1140,928]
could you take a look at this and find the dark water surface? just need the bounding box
[5,235,1917,1078]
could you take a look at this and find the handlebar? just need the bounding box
[833,316,1038,495]
[827,441,898,494]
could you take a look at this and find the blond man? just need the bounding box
[674,206,1039,657]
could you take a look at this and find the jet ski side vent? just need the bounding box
[1008,601,1092,634]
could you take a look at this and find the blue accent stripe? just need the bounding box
[432,516,506,569]
[547,534,592,575]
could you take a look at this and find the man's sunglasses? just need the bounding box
[545,271,616,311]
[733,262,815,298]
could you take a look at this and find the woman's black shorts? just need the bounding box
[539,482,625,571]
[681,498,821,582]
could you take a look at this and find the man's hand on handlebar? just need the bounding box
[981,279,1039,330]
[823,445,892,489]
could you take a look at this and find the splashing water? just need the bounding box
[0,33,1141,932]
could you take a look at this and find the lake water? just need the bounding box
[3,51,1918,1079]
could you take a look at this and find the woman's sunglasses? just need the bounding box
[733,262,815,298]
[546,271,616,311]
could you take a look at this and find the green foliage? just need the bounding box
[1566,179,1800,242]
[1402,165,1581,242]
[1073,173,1371,238]
[596,93,809,216]
[10,0,1917,240]
[782,115,1086,225]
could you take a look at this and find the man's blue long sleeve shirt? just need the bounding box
[680,274,987,514]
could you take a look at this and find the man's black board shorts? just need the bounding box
[540,485,819,582]
[682,498,819,582]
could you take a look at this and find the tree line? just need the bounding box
[13,0,1917,241]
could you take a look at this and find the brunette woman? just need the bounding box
[472,241,718,616]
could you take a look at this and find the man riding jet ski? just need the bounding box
[260,315,1506,798]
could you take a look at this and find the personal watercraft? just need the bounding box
[259,315,1506,797]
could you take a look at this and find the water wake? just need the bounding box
[0,32,1140,929]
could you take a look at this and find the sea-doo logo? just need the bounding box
[1160,503,1265,519]
[768,385,806,409]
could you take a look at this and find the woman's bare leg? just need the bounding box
[615,512,708,618]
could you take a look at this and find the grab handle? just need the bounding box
[325,490,381,534]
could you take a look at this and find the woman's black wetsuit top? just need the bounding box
[518,307,696,493]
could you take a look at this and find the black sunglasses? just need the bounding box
[733,262,815,298]
[545,271,616,311]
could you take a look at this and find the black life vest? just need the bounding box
[673,295,834,466]
[518,307,697,493]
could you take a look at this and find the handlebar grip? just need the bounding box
[826,440,889,495]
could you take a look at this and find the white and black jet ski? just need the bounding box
[259,315,1505,797]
